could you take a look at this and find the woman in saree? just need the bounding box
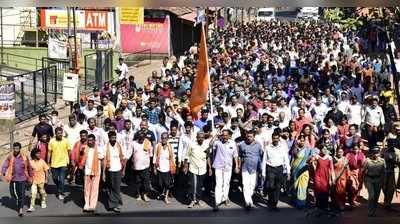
[291,134,316,209]
[301,124,317,149]
[333,148,349,211]
[345,141,365,208]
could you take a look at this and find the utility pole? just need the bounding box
[382,8,400,113]
[72,7,78,74]
[1,7,3,65]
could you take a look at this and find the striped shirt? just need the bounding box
[168,135,180,159]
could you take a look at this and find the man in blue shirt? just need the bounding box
[194,109,210,130]
[238,130,263,209]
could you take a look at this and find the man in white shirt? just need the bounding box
[63,115,84,149]
[311,96,329,128]
[102,131,126,213]
[86,118,107,151]
[212,129,240,211]
[117,120,135,159]
[119,100,134,122]
[337,92,351,114]
[363,97,385,146]
[262,132,290,211]
[132,130,153,202]
[83,100,97,120]
[347,95,363,126]
[116,57,129,80]
[226,96,244,118]
[184,132,211,208]
[177,121,196,167]
[82,134,103,213]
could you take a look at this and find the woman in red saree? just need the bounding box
[333,148,349,211]
[345,141,365,207]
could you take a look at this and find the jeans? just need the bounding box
[51,167,67,196]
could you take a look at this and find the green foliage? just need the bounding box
[323,8,363,31]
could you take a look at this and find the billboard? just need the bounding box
[0,81,15,133]
[120,17,170,54]
[120,7,144,25]
[40,9,113,32]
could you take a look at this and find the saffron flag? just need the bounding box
[189,25,209,119]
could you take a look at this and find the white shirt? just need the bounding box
[117,129,135,159]
[132,141,153,170]
[117,63,129,80]
[347,103,363,125]
[337,100,350,114]
[63,123,84,149]
[156,145,171,172]
[185,141,209,175]
[262,143,290,177]
[84,147,104,175]
[226,104,244,118]
[87,127,107,150]
[363,105,385,127]
[106,144,122,172]
[121,108,134,122]
[312,103,329,124]
[177,132,195,163]
[83,108,97,120]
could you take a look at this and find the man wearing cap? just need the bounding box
[363,146,385,217]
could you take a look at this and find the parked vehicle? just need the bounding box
[257,8,275,21]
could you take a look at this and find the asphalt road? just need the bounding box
[0,177,399,224]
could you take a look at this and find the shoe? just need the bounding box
[143,194,150,202]
[245,203,251,210]
[113,207,121,213]
[58,195,65,200]
[368,213,376,217]
[41,202,47,209]
[188,201,196,208]
[18,212,23,217]
[164,197,171,204]
[27,207,35,212]
[213,205,219,212]
[224,199,231,206]
[197,200,205,207]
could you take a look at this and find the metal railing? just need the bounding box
[0,66,57,122]
[42,57,70,100]
[84,49,114,91]
[3,52,41,71]
[122,49,152,67]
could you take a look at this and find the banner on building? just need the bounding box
[120,17,170,54]
[0,81,15,132]
[40,9,113,31]
[120,7,144,25]
[48,37,68,59]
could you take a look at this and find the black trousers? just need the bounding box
[264,165,284,208]
[106,171,122,209]
[188,172,205,202]
[315,192,329,210]
[10,181,27,210]
[134,168,150,195]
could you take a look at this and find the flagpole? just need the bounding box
[204,8,215,134]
